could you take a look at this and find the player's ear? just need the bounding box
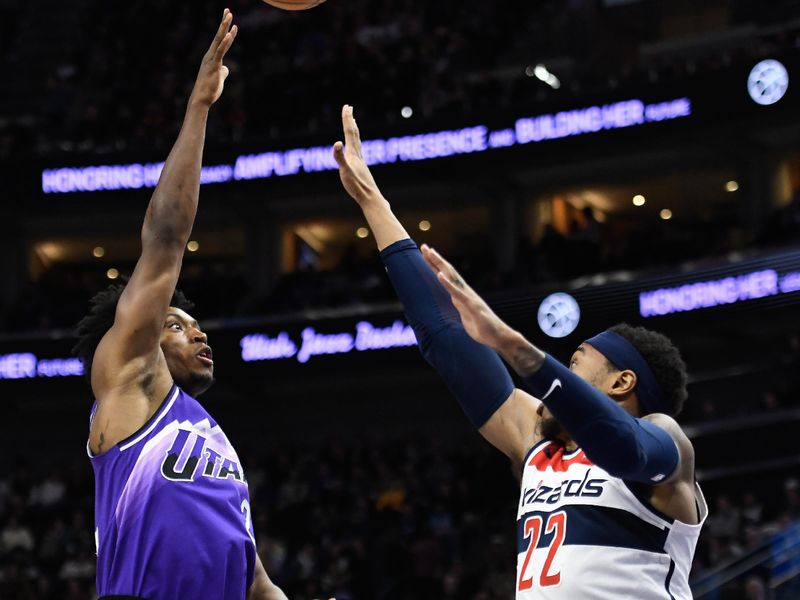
[609,369,637,398]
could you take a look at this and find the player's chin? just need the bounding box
[539,416,566,441]
[188,368,215,395]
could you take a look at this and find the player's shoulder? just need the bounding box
[642,412,686,437]
[642,412,695,476]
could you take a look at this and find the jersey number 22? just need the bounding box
[518,511,566,591]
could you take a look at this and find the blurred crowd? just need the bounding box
[4,194,799,333]
[0,330,799,599]
[3,0,800,595]
[1,0,800,159]
[1,435,799,600]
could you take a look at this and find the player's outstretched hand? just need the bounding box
[191,8,238,107]
[421,244,512,351]
[333,105,384,206]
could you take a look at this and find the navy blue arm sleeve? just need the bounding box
[522,354,679,484]
[380,239,515,428]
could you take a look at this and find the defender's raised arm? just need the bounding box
[333,105,541,467]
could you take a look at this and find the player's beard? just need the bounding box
[175,368,215,397]
[539,415,567,441]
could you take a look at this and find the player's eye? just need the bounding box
[168,323,182,331]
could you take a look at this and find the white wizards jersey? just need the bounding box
[516,440,707,599]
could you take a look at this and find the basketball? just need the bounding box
[262,0,327,10]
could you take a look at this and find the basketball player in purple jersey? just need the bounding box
[72,11,288,600]
[334,105,706,598]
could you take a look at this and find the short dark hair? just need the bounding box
[72,278,194,384]
[608,323,688,417]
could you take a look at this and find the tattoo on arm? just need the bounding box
[509,343,546,377]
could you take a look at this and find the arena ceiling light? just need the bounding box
[532,64,561,90]
[747,59,789,106]
[537,292,581,338]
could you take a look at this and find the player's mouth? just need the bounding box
[197,346,214,367]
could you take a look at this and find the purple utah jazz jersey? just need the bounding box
[89,384,256,600]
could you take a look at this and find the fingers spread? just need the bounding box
[437,271,468,302]
[425,246,473,296]
[210,9,232,54]
[420,244,440,275]
[421,244,440,269]
[214,24,238,63]
[422,244,451,274]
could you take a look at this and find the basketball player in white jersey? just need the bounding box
[333,104,707,599]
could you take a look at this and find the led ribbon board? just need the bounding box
[0,353,84,379]
[241,320,417,364]
[639,268,800,318]
[41,98,691,194]
[1,250,799,379]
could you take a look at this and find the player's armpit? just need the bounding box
[478,388,542,465]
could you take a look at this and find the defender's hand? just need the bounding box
[333,105,384,206]
[191,9,238,107]
[421,244,512,351]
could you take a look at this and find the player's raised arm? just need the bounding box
[334,105,541,465]
[88,11,238,450]
[423,245,692,487]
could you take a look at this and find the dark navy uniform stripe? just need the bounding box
[517,505,670,555]
[664,559,676,600]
